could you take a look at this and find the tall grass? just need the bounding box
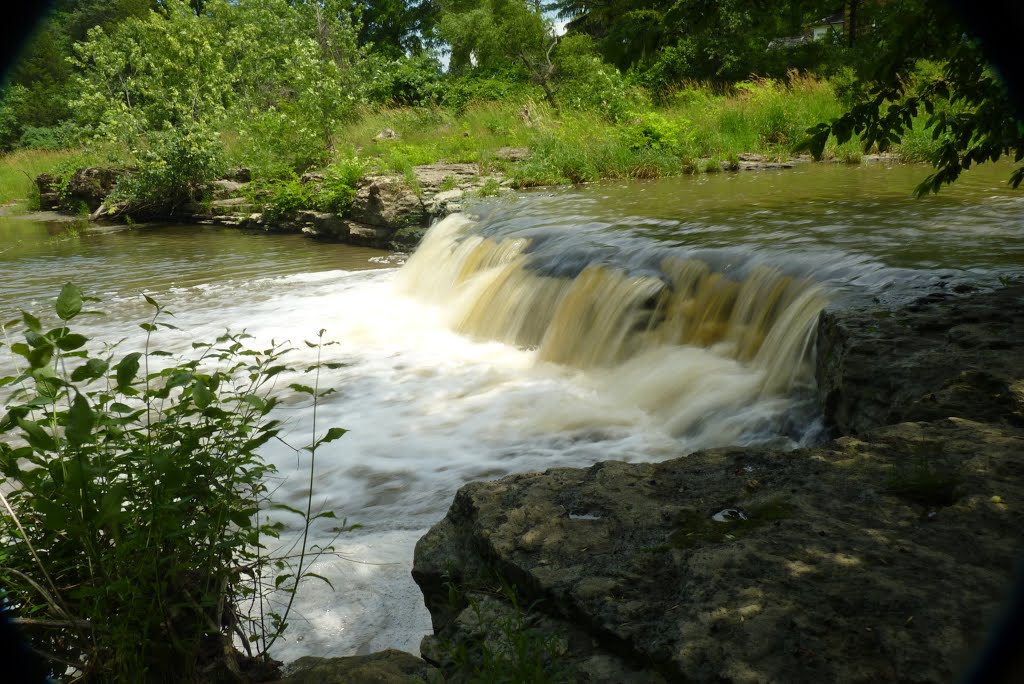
[0,149,81,206]
[0,75,872,205]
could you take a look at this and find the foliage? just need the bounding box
[317,157,365,214]
[439,0,561,111]
[798,18,1024,194]
[249,176,315,224]
[551,34,635,118]
[619,111,688,152]
[356,0,440,57]
[107,125,225,216]
[70,1,232,145]
[361,53,445,107]
[0,284,344,680]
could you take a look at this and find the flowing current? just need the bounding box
[1,163,1022,660]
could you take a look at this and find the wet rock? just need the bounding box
[284,650,442,683]
[816,285,1024,436]
[414,418,1024,683]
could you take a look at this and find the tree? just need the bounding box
[357,0,440,57]
[799,0,1023,195]
[439,0,561,112]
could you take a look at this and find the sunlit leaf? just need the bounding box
[56,283,83,321]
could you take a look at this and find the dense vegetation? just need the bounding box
[0,0,1019,211]
[1,286,345,680]
[0,2,1021,678]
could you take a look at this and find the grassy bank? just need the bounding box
[0,76,941,211]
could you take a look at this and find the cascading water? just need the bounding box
[5,162,1020,664]
[397,213,829,444]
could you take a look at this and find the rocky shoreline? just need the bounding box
[30,150,886,252]
[281,286,1024,683]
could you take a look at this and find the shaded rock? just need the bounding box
[348,221,395,247]
[816,286,1024,436]
[350,176,425,233]
[284,650,441,683]
[414,418,1024,683]
[297,211,350,241]
[66,167,125,210]
[209,197,254,215]
[34,173,60,210]
[223,167,252,183]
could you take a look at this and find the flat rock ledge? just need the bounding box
[411,286,1024,683]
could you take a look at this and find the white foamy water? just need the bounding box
[5,163,1019,663]
[40,224,817,662]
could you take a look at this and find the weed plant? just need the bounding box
[0,284,343,681]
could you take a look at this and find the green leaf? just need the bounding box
[304,572,334,589]
[25,330,47,348]
[34,498,69,531]
[17,418,57,452]
[115,352,142,390]
[274,573,294,589]
[143,293,160,309]
[71,358,109,382]
[56,283,83,321]
[55,333,88,351]
[192,379,213,409]
[21,311,41,333]
[317,427,348,446]
[289,383,316,395]
[66,392,95,446]
[229,509,253,528]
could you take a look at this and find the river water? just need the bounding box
[1,162,1022,661]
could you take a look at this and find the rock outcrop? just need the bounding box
[816,286,1024,436]
[412,286,1024,683]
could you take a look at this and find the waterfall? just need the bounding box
[395,214,827,441]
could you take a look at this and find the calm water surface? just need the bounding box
[1,162,1021,660]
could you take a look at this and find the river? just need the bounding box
[1,161,1022,661]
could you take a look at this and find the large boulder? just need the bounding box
[816,286,1024,436]
[349,176,426,234]
[414,418,1024,683]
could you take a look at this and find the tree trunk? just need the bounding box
[848,0,859,48]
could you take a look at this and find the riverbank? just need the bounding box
[1,75,945,237]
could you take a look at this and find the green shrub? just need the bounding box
[316,157,365,214]
[251,176,315,224]
[107,125,224,216]
[0,285,343,680]
[618,111,689,152]
[361,53,445,107]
